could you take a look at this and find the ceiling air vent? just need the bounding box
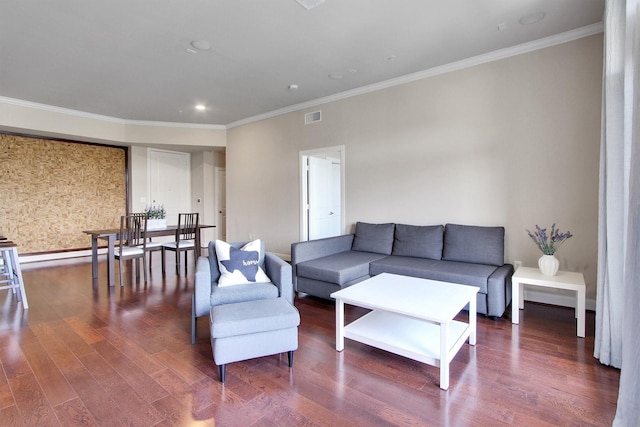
[295,0,325,10]
[305,110,322,124]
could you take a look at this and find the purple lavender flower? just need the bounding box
[526,223,573,255]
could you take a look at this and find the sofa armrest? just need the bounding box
[291,234,355,286]
[264,252,293,305]
[486,263,514,318]
[194,256,213,318]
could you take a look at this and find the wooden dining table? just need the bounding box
[83,224,215,287]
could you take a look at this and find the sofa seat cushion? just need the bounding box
[296,251,387,285]
[210,298,300,339]
[369,256,498,294]
[211,282,279,307]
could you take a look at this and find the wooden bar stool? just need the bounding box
[0,241,29,309]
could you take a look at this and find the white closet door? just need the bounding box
[149,149,191,226]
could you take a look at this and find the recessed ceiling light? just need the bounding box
[519,11,546,25]
[190,40,212,51]
[195,104,206,111]
[288,84,299,91]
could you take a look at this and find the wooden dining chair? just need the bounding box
[136,212,163,273]
[162,212,199,276]
[115,214,147,286]
[145,239,163,272]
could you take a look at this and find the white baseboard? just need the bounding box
[20,249,105,264]
[523,288,596,311]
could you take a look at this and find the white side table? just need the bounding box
[511,267,585,338]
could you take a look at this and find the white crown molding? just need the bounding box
[0,96,225,130]
[1,22,604,132]
[0,95,126,124]
[125,119,226,130]
[227,22,604,129]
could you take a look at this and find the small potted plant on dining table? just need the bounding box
[145,204,167,229]
[526,223,573,276]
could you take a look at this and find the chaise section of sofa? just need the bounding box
[291,222,514,318]
[291,226,393,300]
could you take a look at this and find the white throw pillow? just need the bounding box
[215,239,270,287]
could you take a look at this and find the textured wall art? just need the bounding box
[0,133,126,254]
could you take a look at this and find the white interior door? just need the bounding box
[302,147,344,241]
[215,167,226,241]
[308,156,334,240]
[149,149,191,229]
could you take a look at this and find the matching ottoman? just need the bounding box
[209,297,300,382]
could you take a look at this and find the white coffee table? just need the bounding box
[511,267,586,337]
[330,273,479,390]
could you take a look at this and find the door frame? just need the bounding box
[215,167,226,241]
[299,145,345,241]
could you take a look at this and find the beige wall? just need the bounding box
[227,35,603,301]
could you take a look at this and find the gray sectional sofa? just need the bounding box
[291,222,513,318]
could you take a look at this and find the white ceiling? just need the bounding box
[0,0,604,127]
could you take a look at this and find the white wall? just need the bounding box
[130,146,150,213]
[192,150,217,246]
[227,35,603,301]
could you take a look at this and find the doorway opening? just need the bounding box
[299,146,345,241]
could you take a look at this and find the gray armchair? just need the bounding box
[192,240,293,344]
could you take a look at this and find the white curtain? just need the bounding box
[596,0,626,369]
[597,0,640,425]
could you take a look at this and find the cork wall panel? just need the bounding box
[0,134,126,254]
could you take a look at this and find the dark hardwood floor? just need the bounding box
[0,256,619,426]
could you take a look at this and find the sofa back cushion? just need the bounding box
[351,222,395,255]
[208,239,266,282]
[442,224,505,266]
[392,224,443,260]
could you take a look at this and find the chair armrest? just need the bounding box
[264,252,293,304]
[291,234,354,286]
[194,256,213,318]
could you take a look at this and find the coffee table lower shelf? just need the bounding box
[343,310,471,388]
